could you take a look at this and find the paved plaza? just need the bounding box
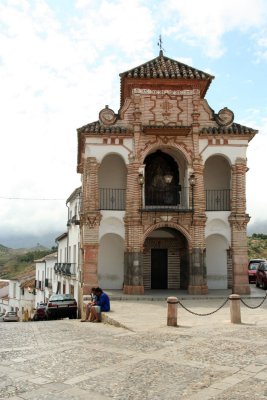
[1,287,267,399]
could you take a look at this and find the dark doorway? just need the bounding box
[151,249,168,289]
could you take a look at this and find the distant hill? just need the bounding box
[248,234,267,260]
[0,231,62,249]
[0,246,57,279]
[0,244,10,253]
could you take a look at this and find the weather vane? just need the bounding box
[157,35,165,54]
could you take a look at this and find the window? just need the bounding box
[69,246,71,263]
[73,245,76,264]
[13,283,16,298]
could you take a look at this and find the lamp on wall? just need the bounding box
[138,173,145,186]
[138,173,144,222]
[164,174,173,184]
[189,174,196,224]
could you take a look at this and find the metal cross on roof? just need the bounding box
[157,35,165,55]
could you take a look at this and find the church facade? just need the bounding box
[77,51,257,296]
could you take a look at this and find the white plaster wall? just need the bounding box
[99,154,127,188]
[199,140,248,164]
[206,234,229,289]
[57,236,67,262]
[99,212,125,240]
[85,144,132,164]
[205,212,231,243]
[204,156,231,189]
[98,234,124,290]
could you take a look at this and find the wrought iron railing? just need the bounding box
[144,186,190,210]
[99,188,126,210]
[205,189,231,211]
[54,263,76,276]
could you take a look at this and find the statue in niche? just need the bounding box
[152,165,166,189]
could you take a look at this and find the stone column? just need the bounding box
[229,158,250,295]
[80,157,101,295]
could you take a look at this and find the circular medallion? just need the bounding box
[99,106,116,126]
[215,107,234,127]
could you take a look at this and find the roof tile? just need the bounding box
[120,52,214,81]
[200,123,258,136]
[78,121,129,135]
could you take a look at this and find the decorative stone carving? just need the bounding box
[215,107,234,127]
[99,105,116,126]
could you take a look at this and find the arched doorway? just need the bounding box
[143,227,189,289]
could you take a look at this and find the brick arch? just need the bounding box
[140,143,192,166]
[143,222,192,246]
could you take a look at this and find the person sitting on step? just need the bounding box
[89,287,110,322]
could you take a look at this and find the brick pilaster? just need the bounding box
[80,157,101,295]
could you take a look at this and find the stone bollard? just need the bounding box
[229,294,241,324]
[167,297,178,327]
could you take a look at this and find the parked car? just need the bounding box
[256,261,267,289]
[3,311,19,322]
[32,303,47,321]
[45,294,77,320]
[248,259,266,283]
[0,312,5,322]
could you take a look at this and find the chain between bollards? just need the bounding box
[166,292,267,327]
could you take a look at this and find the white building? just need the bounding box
[6,276,35,320]
[35,252,57,306]
[53,187,82,313]
[0,280,9,314]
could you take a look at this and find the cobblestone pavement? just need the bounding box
[1,292,267,399]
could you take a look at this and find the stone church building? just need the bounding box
[77,51,257,296]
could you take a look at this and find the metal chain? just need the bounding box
[177,298,229,316]
[240,293,267,309]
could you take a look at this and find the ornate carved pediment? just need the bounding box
[80,213,101,228]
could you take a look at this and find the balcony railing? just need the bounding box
[54,263,76,276]
[205,189,231,211]
[99,187,231,212]
[99,188,126,210]
[143,186,190,211]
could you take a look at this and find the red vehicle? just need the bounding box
[248,259,265,283]
[256,261,267,289]
[33,303,46,321]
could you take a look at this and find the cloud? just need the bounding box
[160,0,267,58]
[247,115,267,227]
[0,0,157,239]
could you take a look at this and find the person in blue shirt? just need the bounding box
[89,287,110,322]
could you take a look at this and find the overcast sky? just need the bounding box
[0,0,267,247]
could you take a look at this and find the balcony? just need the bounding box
[54,263,76,277]
[99,188,126,210]
[143,186,191,211]
[205,189,231,211]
